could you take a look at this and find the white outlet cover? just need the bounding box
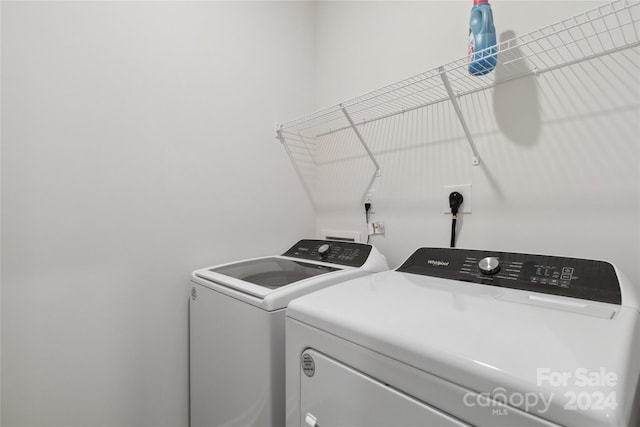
[443,184,472,214]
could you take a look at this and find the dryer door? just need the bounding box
[299,349,470,427]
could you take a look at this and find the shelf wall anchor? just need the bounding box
[439,67,481,166]
[274,123,283,140]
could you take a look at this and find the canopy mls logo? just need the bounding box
[427,260,450,267]
[463,368,621,417]
[463,387,553,416]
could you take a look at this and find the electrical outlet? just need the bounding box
[364,190,376,214]
[443,184,472,214]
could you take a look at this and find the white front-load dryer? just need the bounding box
[189,239,388,427]
[286,247,640,427]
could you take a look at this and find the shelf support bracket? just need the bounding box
[276,125,317,210]
[340,106,382,202]
[439,67,481,166]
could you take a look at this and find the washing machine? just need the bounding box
[286,247,640,427]
[189,238,388,427]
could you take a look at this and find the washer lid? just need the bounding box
[194,256,341,300]
[191,239,388,310]
[205,257,339,289]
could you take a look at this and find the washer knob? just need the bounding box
[318,243,331,256]
[478,257,500,275]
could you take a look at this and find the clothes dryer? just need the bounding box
[286,248,640,427]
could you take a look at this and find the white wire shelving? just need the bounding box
[275,0,640,205]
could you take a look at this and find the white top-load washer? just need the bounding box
[189,239,388,427]
[286,247,640,427]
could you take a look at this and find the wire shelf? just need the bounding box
[277,0,640,138]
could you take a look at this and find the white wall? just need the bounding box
[0,2,3,421]
[2,1,639,426]
[313,0,640,287]
[1,2,315,426]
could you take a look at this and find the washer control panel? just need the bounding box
[397,248,621,304]
[282,239,372,268]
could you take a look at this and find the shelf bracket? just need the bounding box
[341,106,382,202]
[439,67,481,166]
[276,126,317,210]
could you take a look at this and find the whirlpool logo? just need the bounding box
[427,260,450,267]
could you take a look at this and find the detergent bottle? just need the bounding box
[468,0,497,76]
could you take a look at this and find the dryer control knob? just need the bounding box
[479,257,500,275]
[317,243,331,256]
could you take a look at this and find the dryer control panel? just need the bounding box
[397,248,621,304]
[283,239,372,268]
